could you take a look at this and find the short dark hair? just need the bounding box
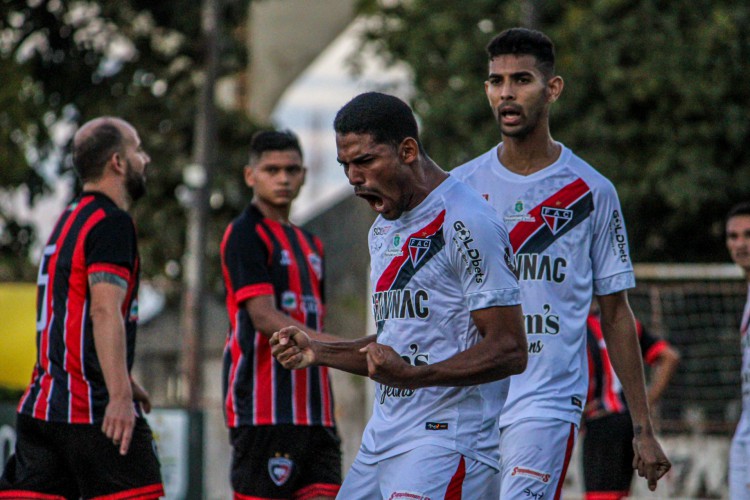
[486,27,556,78]
[726,202,750,223]
[248,129,302,165]
[72,122,124,182]
[333,92,425,153]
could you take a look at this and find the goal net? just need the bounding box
[629,263,746,434]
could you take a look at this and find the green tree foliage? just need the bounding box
[0,0,258,289]
[356,0,750,261]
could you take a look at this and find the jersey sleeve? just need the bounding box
[85,211,136,282]
[223,221,274,306]
[445,204,520,311]
[590,180,636,295]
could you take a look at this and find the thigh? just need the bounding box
[582,414,634,495]
[336,452,379,500]
[498,418,577,500]
[0,414,78,499]
[64,418,164,500]
[379,445,495,499]
[729,436,750,500]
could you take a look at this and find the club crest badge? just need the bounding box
[268,456,294,486]
[541,206,573,234]
[408,238,431,267]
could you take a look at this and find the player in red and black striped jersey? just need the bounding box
[221,130,341,500]
[583,306,679,500]
[1,117,164,499]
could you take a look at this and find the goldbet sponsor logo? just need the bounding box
[609,210,629,263]
[452,220,485,283]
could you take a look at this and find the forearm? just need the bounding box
[313,335,376,376]
[600,300,653,432]
[647,348,680,406]
[248,299,340,342]
[406,336,526,389]
[91,312,132,401]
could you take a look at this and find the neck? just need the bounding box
[498,126,560,176]
[253,199,292,224]
[407,158,448,209]
[82,180,130,210]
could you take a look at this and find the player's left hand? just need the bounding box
[632,432,671,491]
[360,342,415,388]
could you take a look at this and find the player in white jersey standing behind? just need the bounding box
[725,202,750,499]
[451,27,671,498]
[271,91,528,499]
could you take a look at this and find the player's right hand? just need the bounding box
[271,326,316,369]
[102,396,136,456]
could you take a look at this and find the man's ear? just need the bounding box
[398,138,419,164]
[244,165,254,188]
[110,152,125,174]
[547,75,564,104]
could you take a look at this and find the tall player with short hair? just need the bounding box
[271,92,528,499]
[452,28,671,498]
[220,130,342,499]
[0,117,164,499]
[725,201,750,499]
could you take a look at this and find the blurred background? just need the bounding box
[1,0,749,498]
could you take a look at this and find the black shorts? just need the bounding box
[0,413,163,500]
[582,412,635,496]
[230,424,342,499]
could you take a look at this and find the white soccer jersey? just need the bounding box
[452,143,635,427]
[358,175,521,470]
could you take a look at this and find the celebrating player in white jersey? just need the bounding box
[451,27,670,498]
[726,202,750,499]
[271,91,527,499]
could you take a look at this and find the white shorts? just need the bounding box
[493,418,577,500]
[730,435,750,500]
[337,445,496,499]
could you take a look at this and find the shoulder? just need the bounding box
[442,179,504,233]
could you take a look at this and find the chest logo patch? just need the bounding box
[541,206,573,234]
[408,238,431,267]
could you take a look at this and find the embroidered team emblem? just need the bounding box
[541,206,573,234]
[408,238,431,267]
[308,253,322,279]
[268,456,294,486]
[280,250,292,266]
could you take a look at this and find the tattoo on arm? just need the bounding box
[89,271,128,290]
[633,424,643,436]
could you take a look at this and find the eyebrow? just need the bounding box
[337,153,373,165]
[488,70,535,79]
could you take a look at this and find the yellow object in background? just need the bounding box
[0,283,36,390]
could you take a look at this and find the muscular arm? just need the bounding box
[272,328,376,376]
[365,304,527,389]
[88,275,134,456]
[245,295,339,342]
[598,291,671,489]
[274,304,527,387]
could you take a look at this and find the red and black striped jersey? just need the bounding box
[584,314,669,420]
[18,192,140,423]
[220,204,334,428]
